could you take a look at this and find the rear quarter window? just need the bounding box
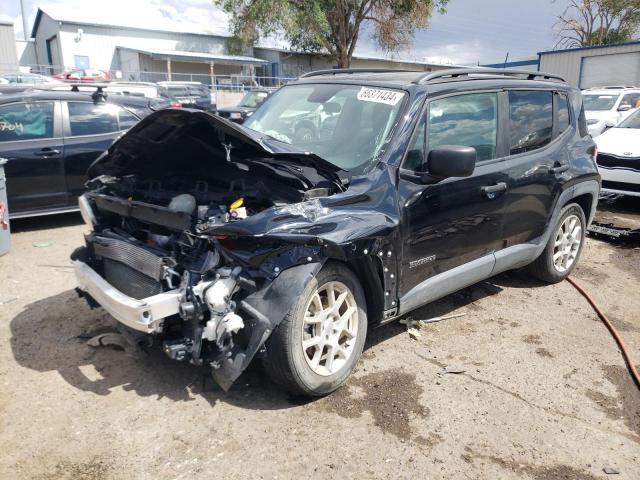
[557,93,571,134]
[509,91,553,154]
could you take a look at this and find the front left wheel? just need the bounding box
[263,263,367,396]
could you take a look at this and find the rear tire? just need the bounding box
[527,203,586,283]
[263,262,367,396]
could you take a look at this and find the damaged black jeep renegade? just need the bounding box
[72,68,599,395]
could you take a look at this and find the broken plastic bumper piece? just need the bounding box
[72,260,181,333]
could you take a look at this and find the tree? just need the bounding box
[215,0,449,68]
[554,0,640,49]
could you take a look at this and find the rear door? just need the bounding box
[501,90,568,246]
[0,101,67,215]
[398,91,508,295]
[62,101,139,203]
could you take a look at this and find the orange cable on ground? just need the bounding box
[566,276,640,390]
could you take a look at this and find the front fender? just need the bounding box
[210,261,323,390]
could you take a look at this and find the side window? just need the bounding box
[0,102,55,141]
[621,93,640,109]
[428,93,498,162]
[557,94,571,134]
[117,108,139,130]
[68,102,136,136]
[187,86,207,97]
[509,91,553,155]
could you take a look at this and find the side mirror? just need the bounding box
[426,145,476,179]
[618,104,631,112]
[604,120,615,130]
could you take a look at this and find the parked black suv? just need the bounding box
[71,68,599,396]
[0,89,161,218]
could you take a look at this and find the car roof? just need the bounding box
[582,88,640,94]
[293,68,571,93]
[0,88,152,107]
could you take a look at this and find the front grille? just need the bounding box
[602,180,640,193]
[597,153,640,171]
[103,258,163,299]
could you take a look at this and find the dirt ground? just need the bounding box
[1,199,639,480]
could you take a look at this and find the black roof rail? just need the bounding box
[299,68,420,78]
[413,68,566,84]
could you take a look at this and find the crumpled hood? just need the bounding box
[87,108,344,188]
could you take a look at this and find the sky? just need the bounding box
[1,0,572,65]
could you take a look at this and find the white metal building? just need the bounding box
[19,8,458,85]
[28,8,268,82]
[538,41,640,88]
[0,20,19,72]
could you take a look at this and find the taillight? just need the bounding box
[171,101,182,108]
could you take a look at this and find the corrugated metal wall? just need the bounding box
[540,43,640,87]
[0,22,19,72]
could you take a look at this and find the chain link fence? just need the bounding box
[1,63,296,92]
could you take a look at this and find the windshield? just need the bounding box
[583,94,619,111]
[618,109,640,129]
[243,83,406,170]
[240,91,269,107]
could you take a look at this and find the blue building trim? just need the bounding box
[483,59,539,68]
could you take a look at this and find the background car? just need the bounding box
[0,73,62,85]
[52,69,111,82]
[595,109,640,197]
[217,89,270,123]
[0,88,160,218]
[582,86,640,137]
[157,81,215,111]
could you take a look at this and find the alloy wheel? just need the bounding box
[301,281,359,376]
[553,214,582,272]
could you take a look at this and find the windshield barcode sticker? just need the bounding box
[357,87,403,105]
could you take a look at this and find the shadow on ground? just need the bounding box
[9,270,547,409]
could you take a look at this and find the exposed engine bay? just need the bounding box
[71,108,357,390]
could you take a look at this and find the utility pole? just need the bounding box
[19,0,29,40]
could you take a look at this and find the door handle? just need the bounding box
[549,163,569,174]
[34,148,61,157]
[480,182,507,198]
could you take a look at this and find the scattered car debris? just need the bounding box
[401,312,467,330]
[86,332,128,350]
[603,467,621,475]
[443,366,466,374]
[588,222,640,244]
[407,328,421,340]
[32,241,53,248]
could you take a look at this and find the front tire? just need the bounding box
[528,203,586,283]
[263,262,367,396]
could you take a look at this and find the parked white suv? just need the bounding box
[581,86,640,137]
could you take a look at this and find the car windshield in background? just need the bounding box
[167,87,186,96]
[618,109,640,129]
[243,84,406,171]
[240,91,269,107]
[583,94,618,111]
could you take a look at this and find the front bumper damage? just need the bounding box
[73,260,181,334]
[75,247,323,390]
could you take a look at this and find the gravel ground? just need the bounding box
[1,201,639,480]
